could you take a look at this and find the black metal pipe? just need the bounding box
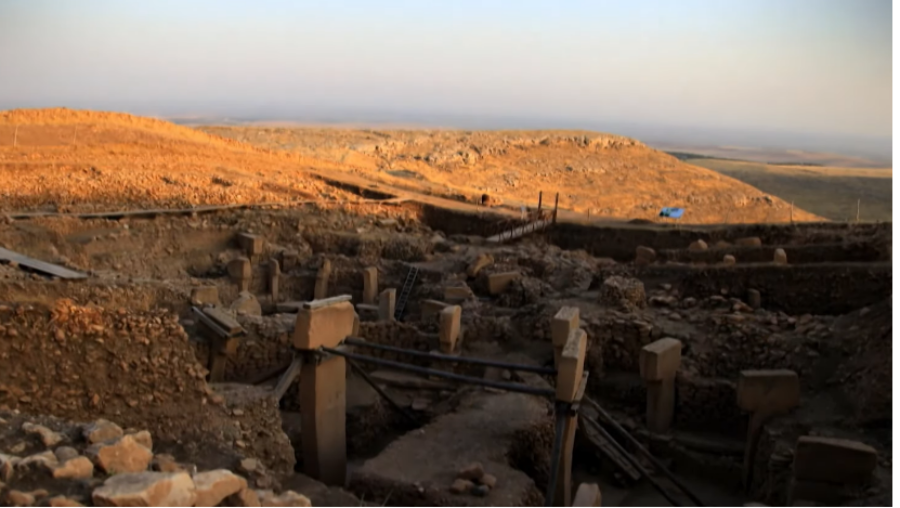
[544,402,569,507]
[343,337,557,375]
[579,414,682,507]
[319,347,556,398]
[346,357,420,426]
[584,397,704,507]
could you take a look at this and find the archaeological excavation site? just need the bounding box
[0,110,892,507]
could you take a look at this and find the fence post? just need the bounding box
[790,202,793,224]
[857,199,861,223]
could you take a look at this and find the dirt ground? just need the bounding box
[0,107,892,507]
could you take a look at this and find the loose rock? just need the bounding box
[257,489,312,507]
[193,469,248,507]
[450,478,474,494]
[85,435,152,474]
[83,419,124,445]
[22,423,64,448]
[92,471,197,507]
[457,462,484,481]
[52,456,94,480]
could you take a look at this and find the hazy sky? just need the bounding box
[0,0,892,147]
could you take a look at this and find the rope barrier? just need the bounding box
[318,346,556,398]
[343,337,557,375]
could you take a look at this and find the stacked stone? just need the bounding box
[673,374,744,435]
[226,314,295,382]
[0,300,215,443]
[584,313,654,372]
[598,276,646,311]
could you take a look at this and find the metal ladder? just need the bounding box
[394,266,419,321]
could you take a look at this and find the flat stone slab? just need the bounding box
[353,391,547,506]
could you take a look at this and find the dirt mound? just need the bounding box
[200,126,824,224]
[0,108,356,213]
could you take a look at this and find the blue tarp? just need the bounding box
[659,207,685,219]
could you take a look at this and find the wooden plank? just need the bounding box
[0,247,87,279]
[202,307,244,336]
[272,356,303,401]
[578,410,642,482]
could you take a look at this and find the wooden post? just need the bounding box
[293,299,356,487]
[553,327,587,506]
[553,193,560,224]
[789,201,794,224]
[538,191,543,215]
[856,199,860,223]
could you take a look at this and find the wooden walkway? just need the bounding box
[0,247,88,279]
[486,219,551,243]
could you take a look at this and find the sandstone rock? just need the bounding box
[22,422,64,448]
[635,246,656,266]
[457,462,484,481]
[735,237,762,247]
[128,431,153,451]
[225,487,261,507]
[688,240,708,251]
[49,497,85,507]
[0,453,19,481]
[773,248,788,265]
[722,254,736,266]
[6,490,34,507]
[713,240,731,249]
[85,435,152,474]
[239,458,261,475]
[450,478,474,494]
[480,473,498,488]
[150,454,184,473]
[54,446,80,463]
[92,472,196,507]
[257,490,312,507]
[17,450,58,471]
[194,469,248,507]
[231,291,262,317]
[52,456,94,480]
[83,419,124,445]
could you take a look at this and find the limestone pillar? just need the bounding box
[227,257,252,292]
[362,267,378,304]
[237,232,264,259]
[737,369,800,489]
[553,327,587,507]
[572,483,602,506]
[378,288,396,322]
[293,300,355,487]
[551,307,579,368]
[314,259,332,300]
[439,305,462,353]
[639,338,682,434]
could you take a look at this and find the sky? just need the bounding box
[0,0,893,159]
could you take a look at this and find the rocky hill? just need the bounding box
[199,126,824,223]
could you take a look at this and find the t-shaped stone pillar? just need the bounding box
[554,327,588,507]
[362,267,378,304]
[639,338,683,434]
[737,369,800,490]
[314,259,332,300]
[237,232,264,260]
[551,307,580,368]
[439,305,462,354]
[292,298,355,487]
[378,288,396,322]
[227,257,252,292]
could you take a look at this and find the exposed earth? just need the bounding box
[0,108,891,507]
